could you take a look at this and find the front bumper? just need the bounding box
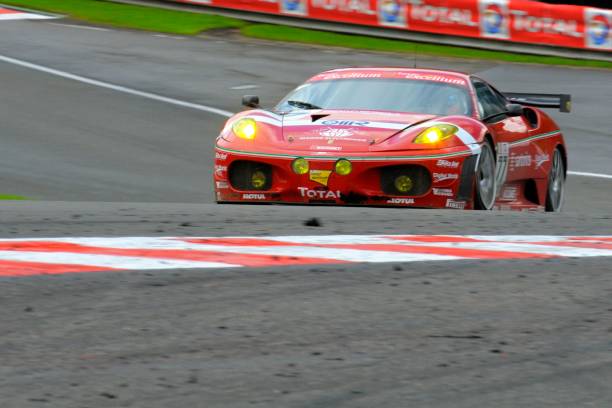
[214,147,479,209]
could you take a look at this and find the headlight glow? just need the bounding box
[413,124,458,144]
[232,118,257,140]
[334,159,352,176]
[251,171,267,189]
[394,175,413,193]
[292,158,309,175]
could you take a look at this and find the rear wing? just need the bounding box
[502,92,572,113]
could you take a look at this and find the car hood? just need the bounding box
[279,110,435,153]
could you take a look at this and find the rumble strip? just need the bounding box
[0,235,611,277]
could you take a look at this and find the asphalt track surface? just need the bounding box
[1,17,611,408]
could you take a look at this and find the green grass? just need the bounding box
[242,25,612,69]
[0,194,27,200]
[1,0,246,34]
[2,0,610,68]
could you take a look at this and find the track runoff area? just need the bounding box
[0,6,610,277]
[0,235,611,277]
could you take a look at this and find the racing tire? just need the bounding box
[545,147,565,212]
[473,141,497,210]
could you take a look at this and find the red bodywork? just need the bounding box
[214,68,566,211]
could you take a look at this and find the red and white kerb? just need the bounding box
[0,235,611,277]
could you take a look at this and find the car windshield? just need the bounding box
[275,78,473,116]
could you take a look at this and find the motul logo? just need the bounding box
[242,194,266,200]
[387,198,415,204]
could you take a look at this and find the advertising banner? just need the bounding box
[174,0,611,52]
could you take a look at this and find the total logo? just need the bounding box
[585,9,611,50]
[409,0,477,28]
[280,0,307,16]
[478,0,509,39]
[387,197,415,205]
[378,0,407,28]
[312,0,375,16]
[298,187,341,200]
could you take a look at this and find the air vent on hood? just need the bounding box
[311,114,330,122]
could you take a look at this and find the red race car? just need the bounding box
[214,68,570,211]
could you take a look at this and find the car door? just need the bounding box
[471,77,531,185]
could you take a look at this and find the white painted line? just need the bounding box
[48,22,111,32]
[153,34,186,40]
[568,170,612,180]
[0,250,239,269]
[0,53,234,117]
[231,84,259,90]
[0,53,611,182]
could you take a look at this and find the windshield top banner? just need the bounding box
[175,0,611,51]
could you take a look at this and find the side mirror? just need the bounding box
[506,103,524,117]
[242,95,260,109]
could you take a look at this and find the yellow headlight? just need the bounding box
[232,118,257,140]
[292,158,309,175]
[394,175,413,193]
[251,170,267,189]
[413,124,458,144]
[334,159,352,176]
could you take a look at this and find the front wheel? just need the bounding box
[545,148,565,212]
[474,141,497,210]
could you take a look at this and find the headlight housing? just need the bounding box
[413,124,458,144]
[232,118,257,140]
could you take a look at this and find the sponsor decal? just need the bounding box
[585,9,611,50]
[298,187,341,199]
[501,186,518,201]
[215,152,228,160]
[410,0,477,28]
[433,173,459,183]
[403,73,466,86]
[214,165,227,175]
[311,0,375,15]
[378,0,407,28]
[436,159,460,169]
[216,181,229,189]
[387,197,415,204]
[320,120,370,126]
[243,193,267,200]
[534,153,550,169]
[319,127,355,137]
[479,0,509,39]
[446,199,466,209]
[314,72,383,80]
[511,10,580,38]
[280,0,307,16]
[312,145,343,151]
[309,169,332,186]
[498,142,510,157]
[432,188,453,197]
[511,154,531,168]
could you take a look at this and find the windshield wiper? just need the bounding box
[287,100,321,110]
